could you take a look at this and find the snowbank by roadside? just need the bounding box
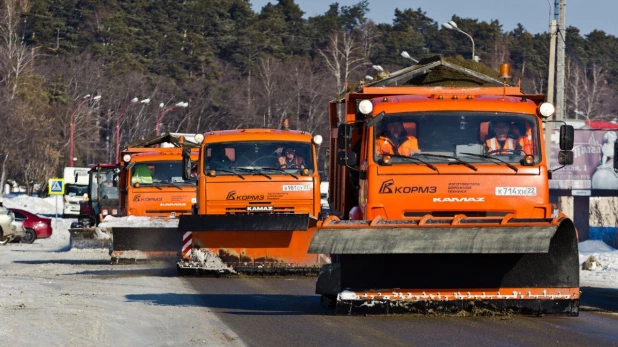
[579,240,618,289]
[2,194,64,215]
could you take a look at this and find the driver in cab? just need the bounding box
[376,119,419,156]
[485,121,523,155]
[278,147,305,169]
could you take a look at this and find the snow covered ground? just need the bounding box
[579,240,618,289]
[0,195,244,346]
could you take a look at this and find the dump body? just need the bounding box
[177,129,327,275]
[309,58,579,315]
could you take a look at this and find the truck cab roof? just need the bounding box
[203,129,313,143]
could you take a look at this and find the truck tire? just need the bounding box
[21,229,37,244]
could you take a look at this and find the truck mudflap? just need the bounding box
[177,214,328,275]
[111,227,180,263]
[310,214,580,316]
[69,227,113,249]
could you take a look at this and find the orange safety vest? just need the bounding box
[278,156,304,169]
[486,138,517,154]
[376,135,419,156]
[518,125,533,154]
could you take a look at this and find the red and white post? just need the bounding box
[182,232,192,260]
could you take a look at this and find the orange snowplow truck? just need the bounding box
[308,56,579,315]
[177,122,326,275]
[111,134,199,262]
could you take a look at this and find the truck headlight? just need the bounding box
[358,100,373,115]
[538,102,555,118]
[313,135,323,145]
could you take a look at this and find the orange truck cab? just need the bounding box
[177,125,327,274]
[309,57,580,315]
[118,147,198,217]
[110,138,199,263]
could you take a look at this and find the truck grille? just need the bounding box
[225,206,295,214]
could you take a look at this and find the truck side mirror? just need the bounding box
[559,125,574,150]
[181,148,192,180]
[346,151,358,166]
[337,124,351,150]
[558,150,574,165]
[336,151,358,167]
[112,174,118,187]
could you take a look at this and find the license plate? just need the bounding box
[495,187,537,196]
[282,185,310,192]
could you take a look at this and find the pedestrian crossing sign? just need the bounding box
[48,178,64,195]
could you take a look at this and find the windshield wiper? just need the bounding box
[260,167,299,179]
[155,180,184,190]
[136,182,162,190]
[415,153,477,171]
[460,152,518,172]
[386,154,439,172]
[208,168,245,180]
[233,167,272,180]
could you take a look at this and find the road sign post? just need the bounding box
[48,178,64,229]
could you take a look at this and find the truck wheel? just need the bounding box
[21,229,37,244]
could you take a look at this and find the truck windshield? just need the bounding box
[130,161,195,186]
[65,184,88,196]
[91,170,119,200]
[204,141,314,175]
[373,112,541,165]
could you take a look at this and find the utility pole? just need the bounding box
[555,0,566,121]
[545,19,558,162]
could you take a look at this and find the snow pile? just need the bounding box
[3,195,63,215]
[99,215,179,228]
[579,240,618,289]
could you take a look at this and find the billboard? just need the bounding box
[549,129,618,190]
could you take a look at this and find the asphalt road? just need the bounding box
[164,276,618,347]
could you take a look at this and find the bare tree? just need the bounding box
[0,0,34,100]
[566,60,615,120]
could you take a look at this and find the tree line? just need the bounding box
[0,0,616,193]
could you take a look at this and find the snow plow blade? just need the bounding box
[111,227,181,263]
[177,214,327,275]
[68,227,112,249]
[310,215,580,316]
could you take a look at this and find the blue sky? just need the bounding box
[250,0,616,36]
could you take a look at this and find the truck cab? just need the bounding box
[74,164,120,228]
[177,126,325,273]
[119,148,198,217]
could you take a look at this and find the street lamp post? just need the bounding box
[442,20,477,61]
[69,94,101,167]
[115,97,150,162]
[400,51,419,63]
[155,102,188,136]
